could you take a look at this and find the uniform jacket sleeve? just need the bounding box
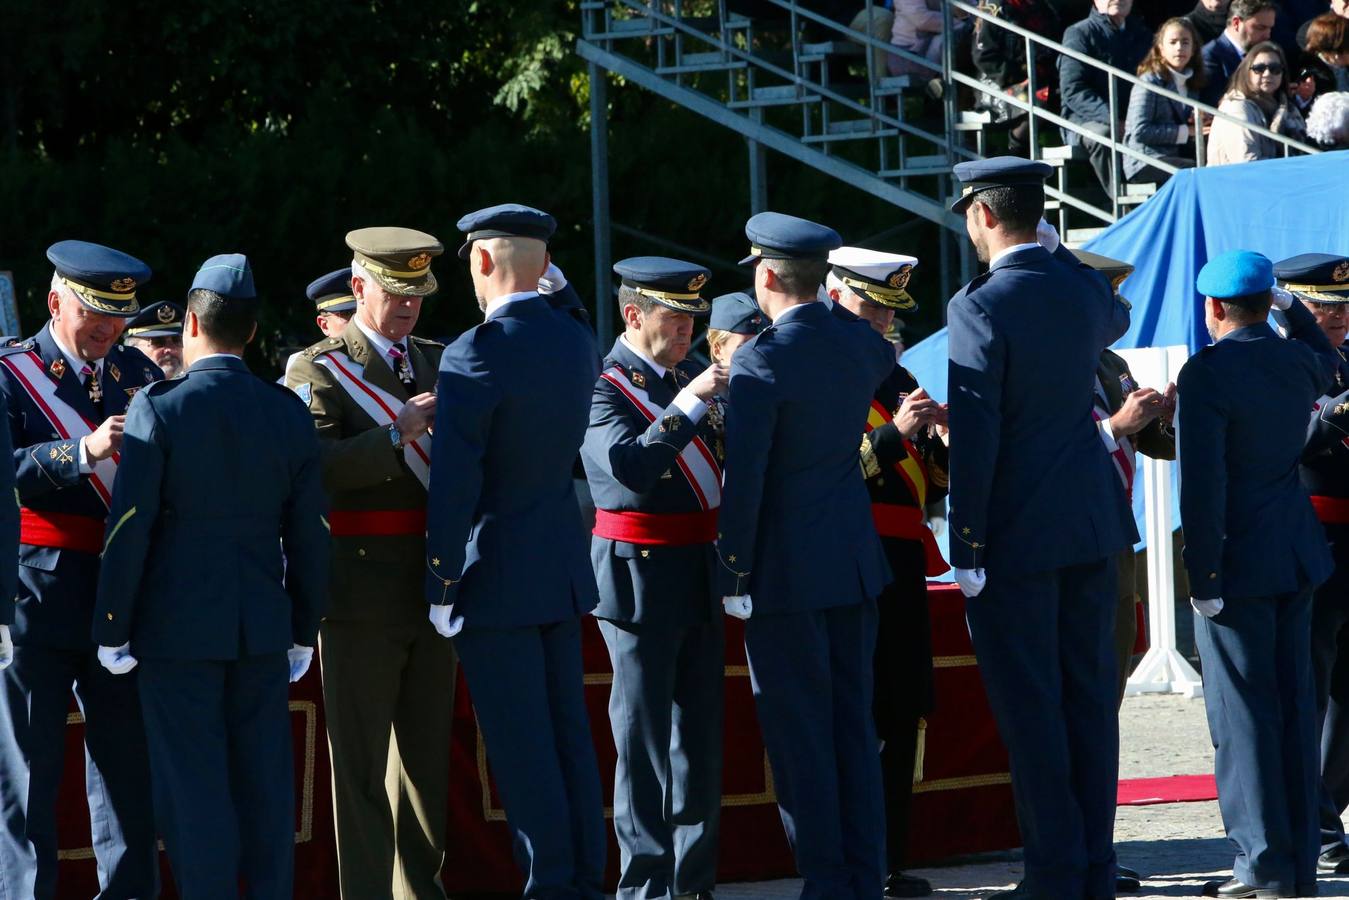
[581,376,699,495]
[92,391,165,647]
[1281,298,1340,395]
[947,294,1005,570]
[1177,356,1228,599]
[281,404,330,647]
[715,345,778,597]
[424,334,500,607]
[0,373,85,499]
[285,355,408,493]
[1133,416,1177,461]
[0,406,17,626]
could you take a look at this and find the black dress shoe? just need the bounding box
[1116,873,1141,893]
[885,872,933,897]
[1117,865,1141,880]
[1200,877,1292,898]
[1319,843,1349,873]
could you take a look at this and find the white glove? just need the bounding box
[723,595,753,620]
[1191,596,1225,618]
[0,625,12,671]
[1270,286,1294,311]
[928,515,947,539]
[1036,218,1061,254]
[954,568,987,598]
[429,604,462,638]
[287,644,314,683]
[97,643,138,675]
[538,263,567,295]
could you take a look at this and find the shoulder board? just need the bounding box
[0,337,34,358]
[408,335,444,348]
[301,337,345,361]
[142,377,182,399]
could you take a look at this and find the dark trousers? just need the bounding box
[138,653,293,900]
[1313,545,1349,852]
[598,618,724,899]
[966,558,1119,900]
[880,718,920,875]
[0,644,158,900]
[745,600,885,900]
[454,617,606,900]
[1195,587,1320,894]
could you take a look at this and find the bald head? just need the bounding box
[469,237,550,313]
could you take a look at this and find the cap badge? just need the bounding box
[49,359,66,380]
[408,253,432,271]
[687,273,708,291]
[1334,261,1349,284]
[888,266,913,290]
[156,305,176,323]
[111,277,137,292]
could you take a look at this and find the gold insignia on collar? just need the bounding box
[49,359,66,380]
[109,363,120,382]
[1336,402,1349,417]
[111,277,137,292]
[888,265,913,290]
[408,253,432,271]
[631,371,646,388]
[687,273,708,292]
[1335,261,1349,284]
[125,387,140,398]
[156,305,176,323]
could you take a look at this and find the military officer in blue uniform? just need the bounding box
[945,158,1135,900]
[123,300,186,379]
[282,268,356,379]
[1180,251,1338,899]
[580,257,726,900]
[425,204,606,898]
[0,240,161,899]
[826,247,949,899]
[1273,254,1349,876]
[93,254,329,899]
[716,212,894,898]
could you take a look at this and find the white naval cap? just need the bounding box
[827,247,919,310]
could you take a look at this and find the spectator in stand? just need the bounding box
[1059,0,1154,191]
[1306,12,1349,88]
[1307,90,1349,145]
[1186,0,1231,44]
[887,0,972,94]
[1201,0,1277,104]
[971,0,1066,155]
[1298,0,1349,49]
[1208,41,1308,163]
[1292,53,1339,115]
[1124,17,1210,182]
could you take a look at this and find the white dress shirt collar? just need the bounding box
[990,241,1044,268]
[485,290,540,320]
[353,316,398,360]
[50,331,99,378]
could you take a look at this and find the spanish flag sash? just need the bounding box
[865,399,930,509]
[0,350,118,508]
[313,351,432,489]
[865,399,949,576]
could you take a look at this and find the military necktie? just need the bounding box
[388,344,416,393]
[663,369,680,394]
[81,364,103,417]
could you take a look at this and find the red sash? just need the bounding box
[327,509,427,537]
[1311,495,1349,525]
[593,509,718,546]
[870,504,951,577]
[20,508,105,554]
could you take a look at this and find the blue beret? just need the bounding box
[456,204,557,259]
[190,253,256,301]
[951,156,1054,213]
[307,267,356,313]
[739,211,842,266]
[1196,250,1274,300]
[709,291,765,335]
[46,240,151,318]
[614,256,711,315]
[1274,253,1349,304]
[125,301,184,338]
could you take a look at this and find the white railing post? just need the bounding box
[1120,345,1204,698]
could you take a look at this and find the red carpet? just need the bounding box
[1118,774,1218,806]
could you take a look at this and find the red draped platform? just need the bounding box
[52,583,1018,896]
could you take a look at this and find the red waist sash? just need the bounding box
[593,509,718,546]
[20,508,105,554]
[1311,495,1349,525]
[871,503,951,577]
[328,509,427,537]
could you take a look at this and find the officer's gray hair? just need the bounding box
[49,273,75,305]
[617,285,658,320]
[824,271,848,298]
[349,260,374,295]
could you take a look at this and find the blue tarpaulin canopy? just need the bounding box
[901,150,1349,564]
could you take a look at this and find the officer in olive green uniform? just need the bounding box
[285,228,454,900]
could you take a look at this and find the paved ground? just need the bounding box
[721,694,1349,898]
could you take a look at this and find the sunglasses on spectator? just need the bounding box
[1250,62,1283,74]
